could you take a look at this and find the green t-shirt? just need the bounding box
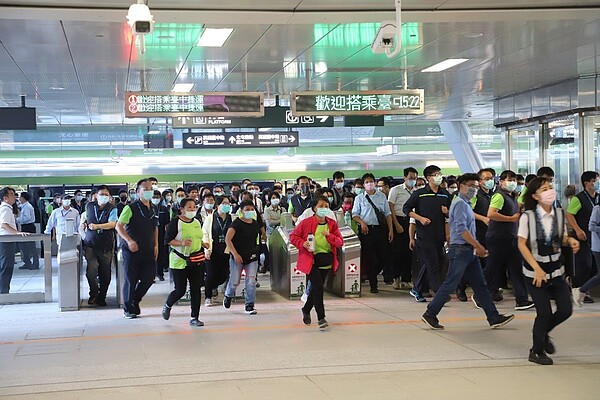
[118,205,133,224]
[314,223,332,269]
[166,217,204,270]
[489,193,505,210]
[566,196,582,215]
[517,186,527,205]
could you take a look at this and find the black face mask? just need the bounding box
[300,185,309,195]
[120,196,127,202]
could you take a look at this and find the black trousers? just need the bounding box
[414,240,445,294]
[0,242,15,294]
[526,276,572,354]
[84,246,113,301]
[166,263,205,318]
[484,238,529,304]
[156,231,169,278]
[19,223,39,268]
[358,226,390,289]
[122,250,156,313]
[392,216,412,282]
[205,250,230,300]
[302,266,330,320]
[573,239,593,287]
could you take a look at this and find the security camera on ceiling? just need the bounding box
[127,3,154,35]
[371,21,397,54]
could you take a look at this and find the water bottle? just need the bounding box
[344,211,351,227]
[307,233,315,252]
[182,237,191,257]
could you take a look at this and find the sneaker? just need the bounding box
[302,310,311,325]
[399,282,412,290]
[492,292,504,302]
[572,287,584,307]
[515,300,535,310]
[528,349,553,365]
[123,310,137,319]
[189,318,204,327]
[132,303,141,316]
[490,314,514,329]
[471,294,482,309]
[300,292,308,303]
[318,318,329,329]
[18,264,31,270]
[205,298,213,307]
[410,289,426,302]
[87,296,96,306]
[583,295,594,304]
[392,278,400,290]
[421,313,444,330]
[370,287,379,294]
[255,281,261,288]
[223,296,232,309]
[456,290,468,302]
[95,298,107,307]
[545,336,555,355]
[245,304,257,315]
[162,304,171,320]
[158,276,165,281]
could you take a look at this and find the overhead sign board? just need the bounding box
[125,91,264,118]
[182,132,299,149]
[0,107,37,130]
[172,106,333,128]
[344,115,384,127]
[291,90,424,116]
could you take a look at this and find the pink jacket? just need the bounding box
[290,216,344,274]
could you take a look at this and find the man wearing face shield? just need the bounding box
[80,185,117,306]
[289,176,313,223]
[44,195,81,249]
[115,179,159,319]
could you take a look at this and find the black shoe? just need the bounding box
[132,303,141,315]
[162,304,171,320]
[29,266,40,270]
[421,313,444,330]
[370,287,379,294]
[95,298,107,307]
[529,349,553,365]
[158,276,165,281]
[471,294,482,309]
[544,336,555,355]
[515,300,535,310]
[492,292,504,302]
[245,304,257,315]
[88,296,96,305]
[189,318,204,327]
[18,264,31,270]
[259,266,267,274]
[456,290,468,302]
[318,318,329,329]
[123,310,137,319]
[302,310,311,325]
[583,295,595,304]
[490,314,514,329]
[223,295,232,309]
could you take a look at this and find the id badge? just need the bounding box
[219,234,225,242]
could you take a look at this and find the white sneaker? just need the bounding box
[301,292,308,303]
[392,278,400,290]
[205,298,213,307]
[572,287,584,307]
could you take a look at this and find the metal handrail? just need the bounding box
[0,233,53,301]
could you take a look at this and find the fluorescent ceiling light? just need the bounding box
[422,58,469,72]
[197,28,234,47]
[172,83,194,92]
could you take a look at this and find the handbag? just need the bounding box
[313,252,334,268]
[365,194,388,228]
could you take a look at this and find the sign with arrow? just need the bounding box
[173,106,333,129]
[182,132,299,149]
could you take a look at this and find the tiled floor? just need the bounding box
[1,267,600,399]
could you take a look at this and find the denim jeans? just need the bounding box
[225,258,258,306]
[581,252,600,293]
[426,244,500,323]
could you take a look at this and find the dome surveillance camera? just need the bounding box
[127,4,154,35]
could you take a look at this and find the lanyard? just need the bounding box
[94,205,106,223]
[584,191,597,207]
[215,214,230,233]
[136,201,155,220]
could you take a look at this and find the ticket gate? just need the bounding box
[270,213,306,300]
[57,219,82,311]
[325,211,361,297]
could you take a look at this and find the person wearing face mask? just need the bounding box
[247,184,264,214]
[153,190,170,281]
[352,178,365,196]
[80,185,117,306]
[241,179,252,191]
[566,171,599,304]
[162,189,173,207]
[170,187,187,219]
[298,188,336,224]
[115,179,159,319]
[148,177,159,191]
[162,198,206,327]
[44,195,80,249]
[291,196,344,329]
[446,179,458,197]
[481,170,534,311]
[197,192,215,225]
[388,167,418,290]
[202,196,233,306]
[229,182,242,205]
[265,192,285,237]
[45,194,63,222]
[71,189,87,214]
[377,177,391,198]
[288,176,313,222]
[422,174,515,331]
[515,174,525,194]
[331,171,347,211]
[128,189,138,202]
[117,190,129,217]
[403,165,451,302]
[352,173,394,293]
[415,177,426,190]
[223,200,262,315]
[518,177,579,365]
[0,187,30,294]
[186,185,200,204]
[341,193,359,234]
[16,192,39,271]
[213,185,225,198]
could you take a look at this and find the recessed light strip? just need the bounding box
[197,28,234,47]
[422,58,469,72]
[172,83,194,92]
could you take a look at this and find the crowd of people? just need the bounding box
[1,165,600,365]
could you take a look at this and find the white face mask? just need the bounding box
[271,198,280,206]
[62,199,71,207]
[151,198,161,205]
[185,211,197,219]
[97,195,110,205]
[432,175,443,186]
[334,182,344,190]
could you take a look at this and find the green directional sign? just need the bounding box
[291,90,424,116]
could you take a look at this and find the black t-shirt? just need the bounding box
[229,218,260,264]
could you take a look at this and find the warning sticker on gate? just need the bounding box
[345,258,361,296]
[291,262,306,299]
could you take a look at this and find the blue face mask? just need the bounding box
[219,204,231,214]
[244,210,257,220]
[594,181,600,192]
[354,188,364,195]
[405,179,416,188]
[141,191,153,201]
[484,179,495,191]
[130,193,138,201]
[316,208,329,218]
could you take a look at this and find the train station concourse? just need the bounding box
[1,1,600,399]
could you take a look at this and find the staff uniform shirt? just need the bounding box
[449,195,476,245]
[44,207,80,237]
[402,185,450,242]
[567,190,599,238]
[388,183,414,217]
[165,217,203,269]
[16,201,35,225]
[352,190,391,226]
[517,205,562,242]
[0,202,17,235]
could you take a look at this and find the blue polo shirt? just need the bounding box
[449,194,476,245]
[352,190,391,226]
